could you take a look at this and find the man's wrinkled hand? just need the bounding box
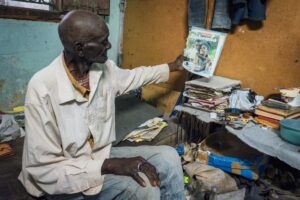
[168,55,186,72]
[101,157,160,187]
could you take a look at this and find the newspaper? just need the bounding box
[123,117,168,142]
[183,27,227,78]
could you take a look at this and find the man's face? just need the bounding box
[82,26,111,64]
[199,44,208,56]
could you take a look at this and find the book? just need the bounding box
[256,116,279,125]
[258,105,300,117]
[255,109,300,120]
[255,117,279,129]
[183,27,227,78]
[262,99,291,110]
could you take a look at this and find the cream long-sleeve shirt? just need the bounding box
[18,54,169,197]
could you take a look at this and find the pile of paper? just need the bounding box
[280,87,300,107]
[0,114,25,143]
[254,90,300,129]
[183,76,240,112]
[123,117,167,142]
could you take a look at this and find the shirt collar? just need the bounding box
[62,55,90,99]
[56,53,104,104]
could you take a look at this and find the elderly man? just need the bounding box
[18,10,185,200]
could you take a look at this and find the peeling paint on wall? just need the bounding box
[0,80,5,89]
[0,1,122,111]
[0,19,62,111]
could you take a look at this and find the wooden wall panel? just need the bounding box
[216,0,300,96]
[123,0,300,113]
[123,0,188,114]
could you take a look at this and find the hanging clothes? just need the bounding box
[188,0,267,30]
[212,0,231,30]
[188,0,207,28]
[231,0,267,25]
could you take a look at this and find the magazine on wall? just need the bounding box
[183,27,227,78]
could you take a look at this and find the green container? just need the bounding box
[280,119,300,146]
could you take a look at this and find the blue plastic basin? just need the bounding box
[280,119,300,146]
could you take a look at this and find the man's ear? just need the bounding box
[74,42,84,57]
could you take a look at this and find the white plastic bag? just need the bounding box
[229,89,263,111]
[0,115,24,142]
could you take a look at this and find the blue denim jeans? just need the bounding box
[45,146,185,200]
[232,0,267,25]
[189,0,231,30]
[189,0,266,29]
[212,0,231,30]
[188,0,206,28]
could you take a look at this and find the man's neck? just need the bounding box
[63,51,90,76]
[63,52,90,90]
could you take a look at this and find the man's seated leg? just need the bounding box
[44,146,183,200]
[95,173,160,200]
[44,173,159,200]
[108,145,185,200]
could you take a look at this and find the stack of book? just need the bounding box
[255,99,300,128]
[183,76,240,112]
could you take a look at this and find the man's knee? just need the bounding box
[151,145,183,184]
[156,145,181,168]
[102,174,160,200]
[152,146,184,199]
[134,184,160,200]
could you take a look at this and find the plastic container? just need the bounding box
[280,119,300,146]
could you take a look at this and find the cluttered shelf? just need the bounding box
[226,124,300,171]
[175,76,300,171]
[175,105,300,170]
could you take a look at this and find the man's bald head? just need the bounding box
[58,10,111,66]
[58,10,108,51]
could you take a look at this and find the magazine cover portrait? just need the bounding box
[183,27,227,78]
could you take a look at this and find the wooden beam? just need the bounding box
[0,0,110,22]
[62,0,110,16]
[0,6,62,22]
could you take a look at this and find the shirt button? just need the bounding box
[91,153,95,160]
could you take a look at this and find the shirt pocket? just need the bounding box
[95,93,112,122]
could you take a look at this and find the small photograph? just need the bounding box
[183,27,227,78]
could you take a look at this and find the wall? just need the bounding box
[123,0,300,114]
[216,0,300,97]
[0,19,62,111]
[0,0,122,111]
[123,0,188,114]
[106,0,122,64]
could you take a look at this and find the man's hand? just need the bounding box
[168,55,186,72]
[101,157,160,187]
